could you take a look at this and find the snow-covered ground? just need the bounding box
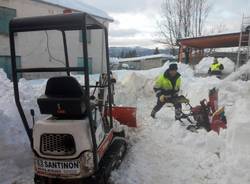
[1,61,250,184]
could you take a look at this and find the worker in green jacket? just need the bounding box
[151,63,182,119]
[208,58,224,76]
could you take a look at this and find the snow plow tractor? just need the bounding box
[175,88,227,133]
[9,13,134,183]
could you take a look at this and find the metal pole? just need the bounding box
[62,30,70,76]
[178,45,182,63]
[10,31,33,146]
[82,14,98,171]
[104,28,113,129]
[247,30,250,62]
[236,14,244,71]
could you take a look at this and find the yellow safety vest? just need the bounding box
[211,63,222,72]
[155,74,181,91]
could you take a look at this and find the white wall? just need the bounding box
[141,59,164,70]
[0,0,109,79]
[121,58,164,70]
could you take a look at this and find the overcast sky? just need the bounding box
[84,0,250,48]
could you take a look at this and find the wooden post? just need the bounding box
[189,48,193,64]
[178,45,182,63]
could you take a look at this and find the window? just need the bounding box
[77,57,93,74]
[0,7,16,35]
[79,30,91,43]
[0,56,21,80]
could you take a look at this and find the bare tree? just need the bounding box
[207,23,228,35]
[157,0,212,52]
[205,23,228,54]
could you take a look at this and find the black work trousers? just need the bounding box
[152,96,182,114]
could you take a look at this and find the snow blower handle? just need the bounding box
[174,95,190,105]
[200,99,207,106]
[200,99,212,115]
[90,81,99,100]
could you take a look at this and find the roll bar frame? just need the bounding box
[9,13,113,171]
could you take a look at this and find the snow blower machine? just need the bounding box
[10,13,136,184]
[174,88,227,133]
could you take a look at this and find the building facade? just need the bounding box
[0,0,112,79]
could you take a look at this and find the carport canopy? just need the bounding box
[177,32,249,49]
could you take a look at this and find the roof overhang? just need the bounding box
[33,0,113,22]
[118,54,174,63]
[177,32,249,49]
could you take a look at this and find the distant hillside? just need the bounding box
[109,46,177,58]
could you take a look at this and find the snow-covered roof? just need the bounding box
[118,54,175,63]
[35,0,113,21]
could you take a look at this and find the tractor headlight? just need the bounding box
[81,151,94,172]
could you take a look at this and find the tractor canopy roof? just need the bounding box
[9,12,105,33]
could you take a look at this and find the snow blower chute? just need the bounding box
[175,88,227,133]
[9,13,133,184]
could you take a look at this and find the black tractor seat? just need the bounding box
[37,76,87,119]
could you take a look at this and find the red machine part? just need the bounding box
[210,107,227,134]
[97,131,114,159]
[191,105,206,121]
[208,88,227,133]
[191,88,227,133]
[208,88,218,113]
[108,106,137,128]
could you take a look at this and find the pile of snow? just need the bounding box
[111,65,250,184]
[224,61,250,81]
[195,57,235,74]
[0,69,24,145]
[0,69,46,184]
[114,62,194,106]
[219,78,250,183]
[0,70,28,183]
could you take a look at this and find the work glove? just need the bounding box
[154,88,162,97]
[219,64,224,70]
[172,93,179,98]
[159,95,168,103]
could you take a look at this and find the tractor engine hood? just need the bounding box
[33,118,93,159]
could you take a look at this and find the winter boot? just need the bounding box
[151,110,156,119]
[175,108,183,120]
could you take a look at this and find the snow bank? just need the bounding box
[217,65,250,183]
[114,62,194,106]
[195,57,235,74]
[0,69,46,184]
[224,61,250,81]
[111,63,250,184]
[0,69,23,145]
[110,65,228,184]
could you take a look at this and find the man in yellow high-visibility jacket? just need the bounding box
[208,58,224,76]
[151,63,182,119]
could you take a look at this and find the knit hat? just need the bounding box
[169,63,178,70]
